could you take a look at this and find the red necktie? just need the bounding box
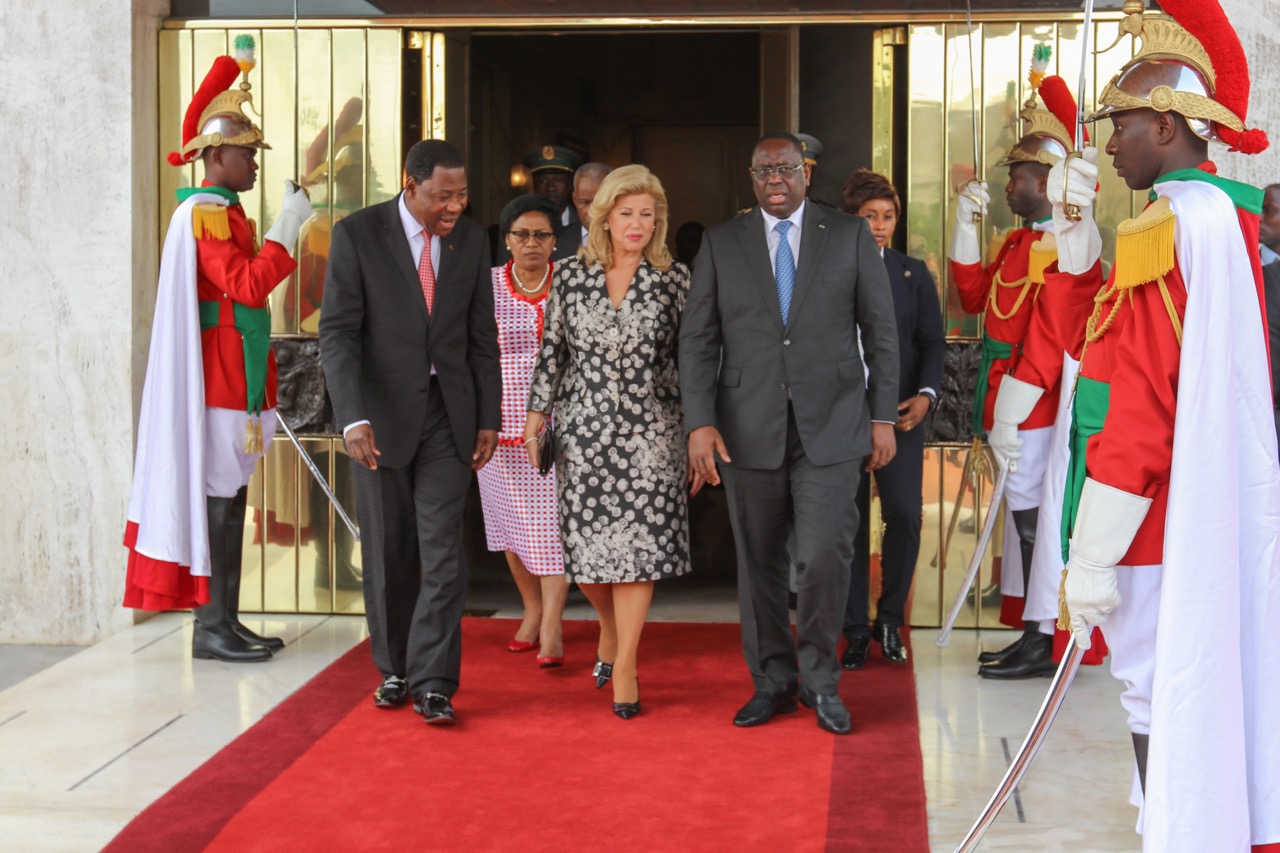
[419,228,436,315]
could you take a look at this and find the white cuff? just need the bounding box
[342,419,371,438]
[1070,478,1152,568]
[949,221,981,265]
[992,374,1044,428]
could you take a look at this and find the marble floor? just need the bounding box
[0,594,1141,853]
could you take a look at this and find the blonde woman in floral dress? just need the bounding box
[526,165,700,719]
[476,195,569,667]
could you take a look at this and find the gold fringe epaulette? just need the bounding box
[192,203,232,241]
[1028,233,1058,285]
[1113,196,1175,290]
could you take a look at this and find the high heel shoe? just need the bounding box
[537,655,564,668]
[612,678,641,720]
[507,638,538,653]
[592,657,614,689]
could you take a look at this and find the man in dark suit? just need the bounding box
[680,132,900,735]
[835,170,946,669]
[319,139,501,725]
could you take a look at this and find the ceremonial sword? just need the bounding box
[936,465,1007,647]
[951,5,1095,846]
[274,415,361,541]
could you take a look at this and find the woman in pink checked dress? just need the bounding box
[476,195,570,668]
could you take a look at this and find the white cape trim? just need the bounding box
[1146,179,1280,851]
[125,193,228,578]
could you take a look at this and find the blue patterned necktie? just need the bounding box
[774,219,796,325]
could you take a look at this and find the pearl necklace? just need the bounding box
[510,263,550,295]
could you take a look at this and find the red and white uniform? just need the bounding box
[1060,165,1280,851]
[475,263,564,576]
[123,186,296,610]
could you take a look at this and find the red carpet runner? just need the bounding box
[106,619,927,852]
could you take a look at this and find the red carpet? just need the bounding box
[106,619,927,852]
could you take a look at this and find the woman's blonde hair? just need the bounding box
[579,164,672,271]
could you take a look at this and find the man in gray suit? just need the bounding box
[320,139,501,725]
[680,132,900,735]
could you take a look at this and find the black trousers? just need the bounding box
[721,406,861,696]
[352,379,473,698]
[844,423,926,638]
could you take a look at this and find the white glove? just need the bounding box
[1049,147,1102,274]
[950,181,990,265]
[988,375,1043,472]
[1064,478,1152,649]
[1064,556,1120,650]
[263,180,312,253]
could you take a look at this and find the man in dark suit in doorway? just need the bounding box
[680,132,900,735]
[320,139,501,725]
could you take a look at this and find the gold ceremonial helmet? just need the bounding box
[1088,0,1244,145]
[178,36,269,162]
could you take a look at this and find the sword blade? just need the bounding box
[273,416,361,541]
[937,467,1007,647]
[1075,0,1096,151]
[953,641,1086,852]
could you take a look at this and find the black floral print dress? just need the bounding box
[527,256,692,583]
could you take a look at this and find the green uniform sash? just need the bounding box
[972,333,1016,437]
[198,300,272,414]
[1060,376,1109,562]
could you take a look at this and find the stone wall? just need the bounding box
[0,0,169,644]
[1217,0,1280,187]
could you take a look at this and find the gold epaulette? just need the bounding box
[192,203,231,241]
[1028,233,1058,285]
[1113,196,1175,290]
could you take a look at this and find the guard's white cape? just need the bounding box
[1025,352,1079,625]
[1143,178,1280,851]
[125,194,227,579]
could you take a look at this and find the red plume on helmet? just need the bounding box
[1158,0,1268,154]
[1038,76,1088,145]
[167,56,243,167]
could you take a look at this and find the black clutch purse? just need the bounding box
[537,425,555,477]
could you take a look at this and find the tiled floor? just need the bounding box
[0,594,1140,852]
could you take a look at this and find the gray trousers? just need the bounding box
[352,379,472,698]
[721,407,862,696]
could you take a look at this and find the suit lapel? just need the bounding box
[736,209,785,333]
[435,227,458,317]
[785,201,827,329]
[884,247,908,303]
[382,195,430,324]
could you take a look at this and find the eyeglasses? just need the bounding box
[748,163,805,181]
[508,230,556,244]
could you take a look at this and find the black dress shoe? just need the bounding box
[978,633,1055,679]
[373,675,409,708]
[732,690,799,727]
[413,691,456,725]
[799,688,852,735]
[977,633,1027,665]
[232,622,285,652]
[593,658,614,689]
[876,624,909,664]
[841,636,871,670]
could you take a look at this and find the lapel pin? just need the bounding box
[818,224,826,230]
[904,269,911,277]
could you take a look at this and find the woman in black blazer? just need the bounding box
[838,169,946,668]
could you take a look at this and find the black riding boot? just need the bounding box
[223,486,285,652]
[193,494,273,662]
[978,508,1041,664]
[1132,733,1149,794]
[979,508,1054,678]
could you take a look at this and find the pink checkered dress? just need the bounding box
[475,263,564,575]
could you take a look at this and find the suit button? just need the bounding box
[782,339,791,346]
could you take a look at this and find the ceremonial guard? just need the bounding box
[1047,1,1278,847]
[950,53,1074,675]
[123,39,311,662]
